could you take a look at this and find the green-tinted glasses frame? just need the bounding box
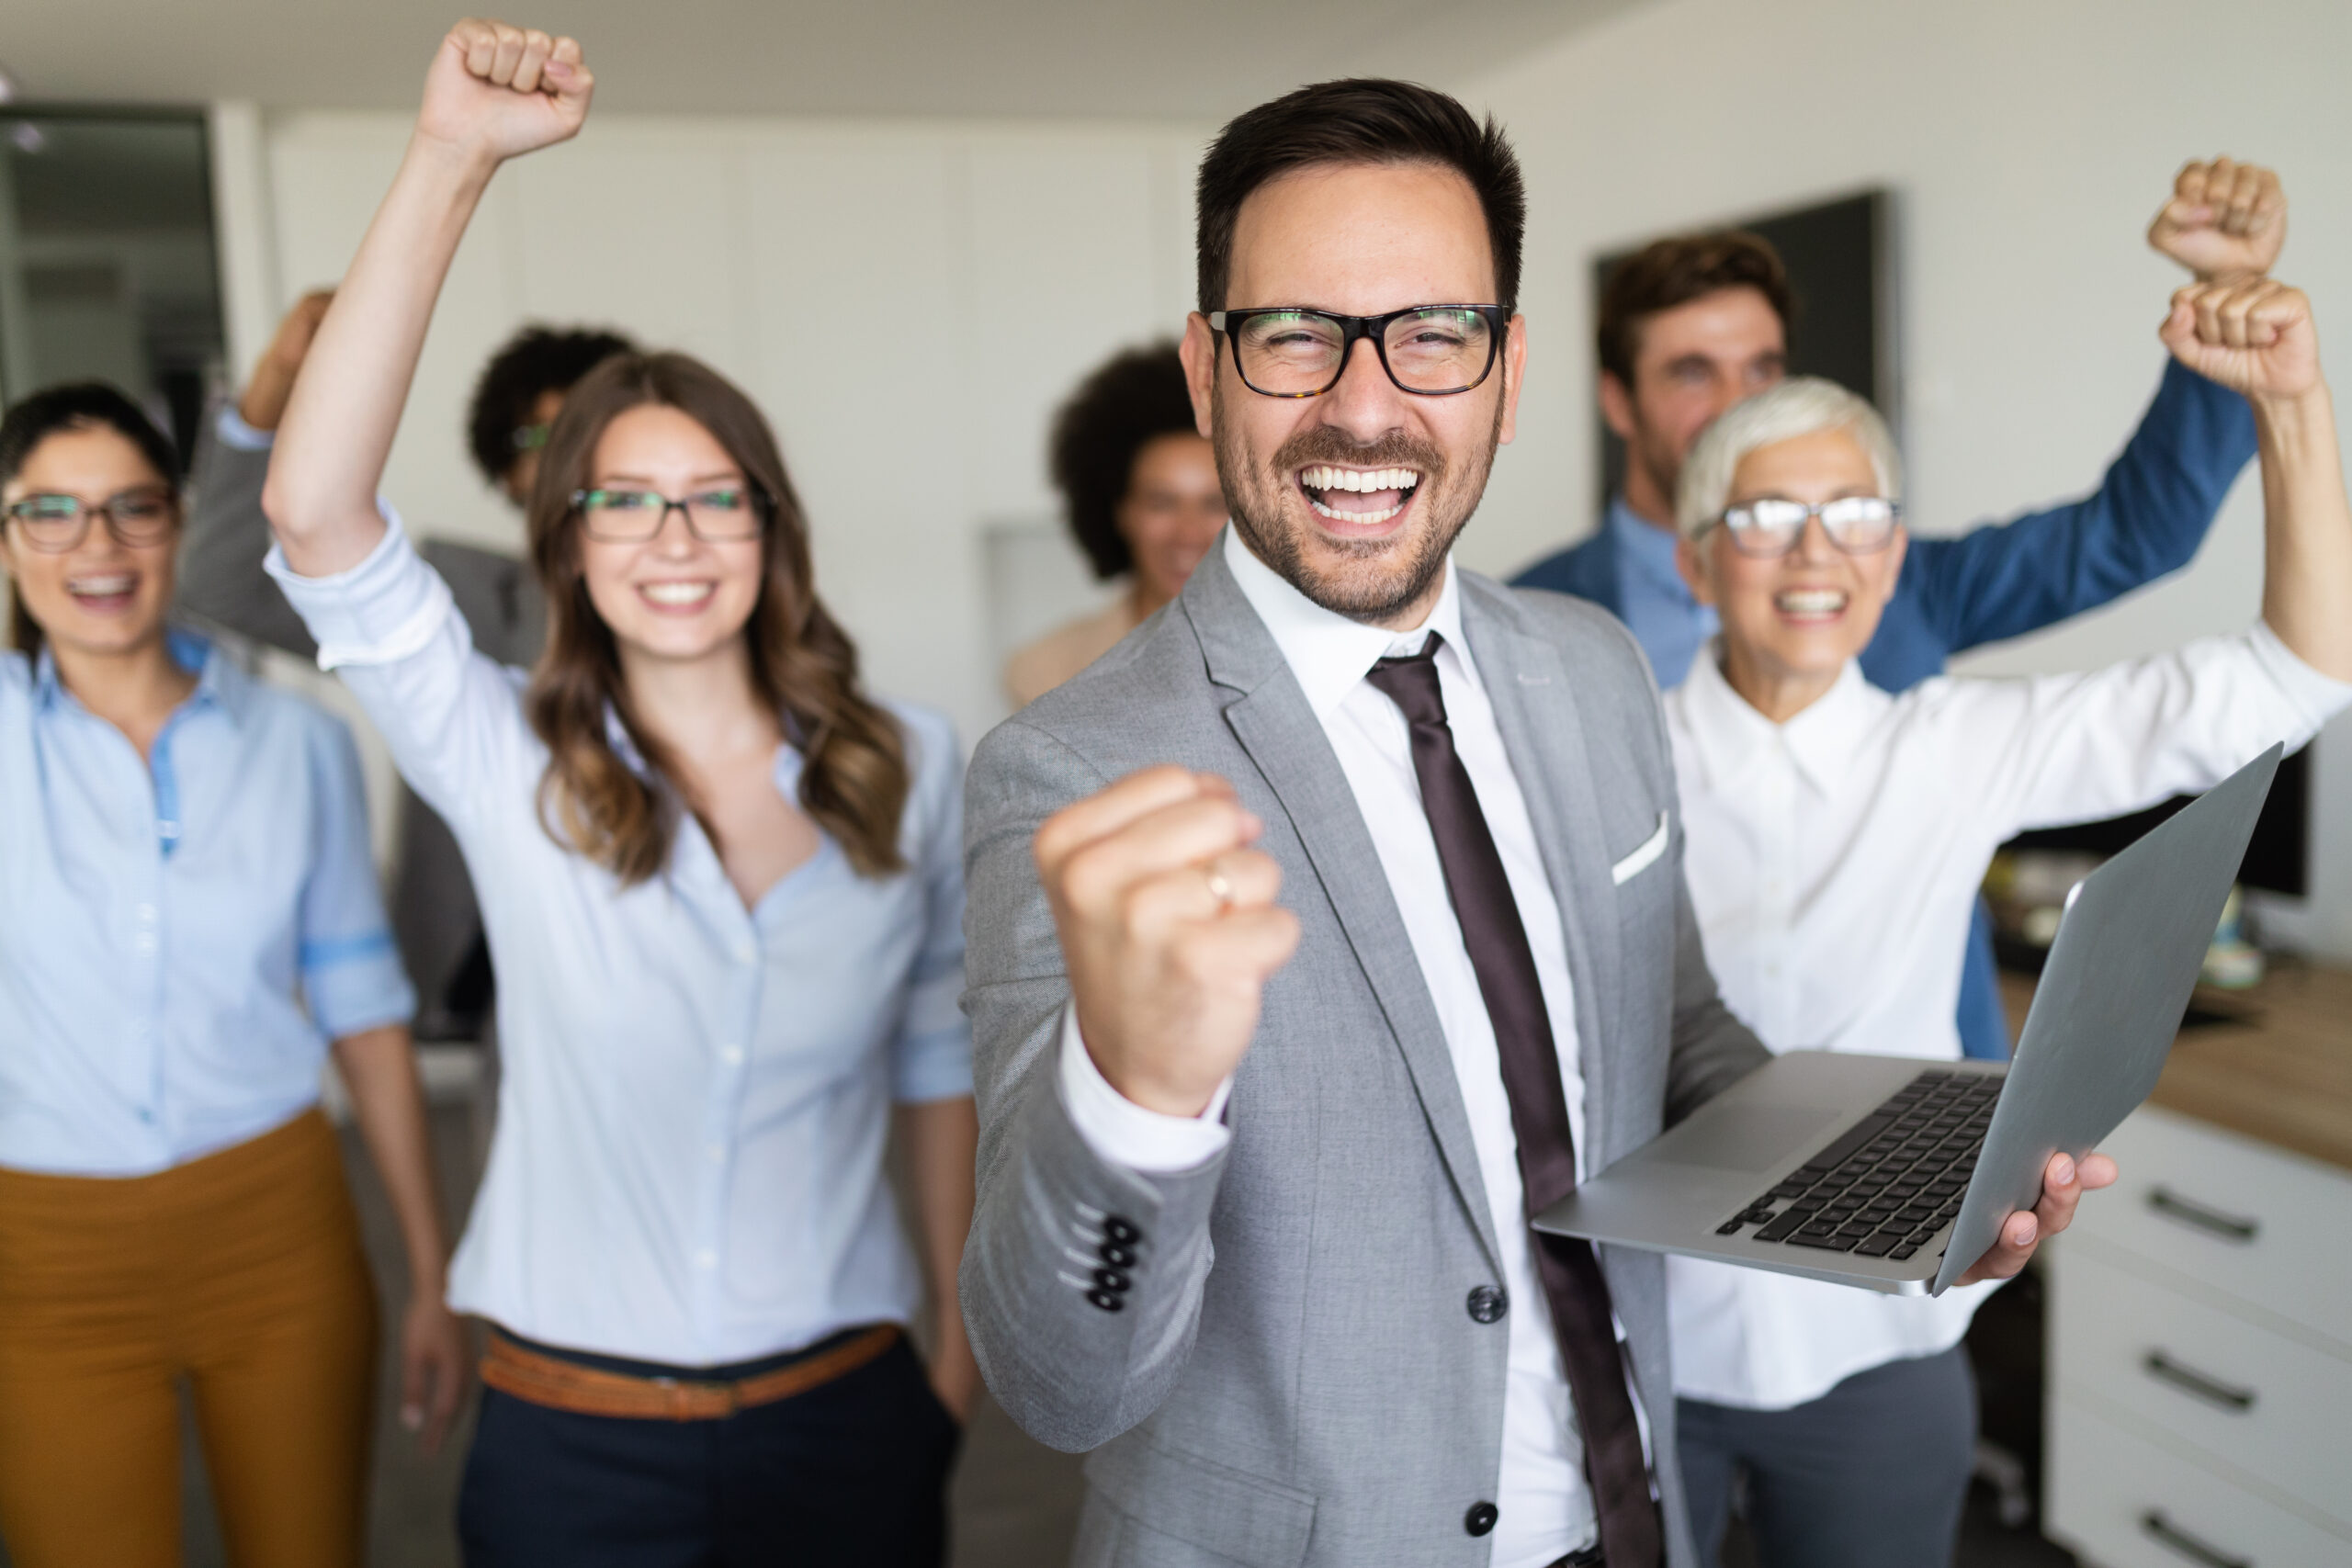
[1206,305,1510,399]
[569,486,773,544]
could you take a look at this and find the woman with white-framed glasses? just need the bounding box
[0,381,462,1567]
[1656,278,2352,1568]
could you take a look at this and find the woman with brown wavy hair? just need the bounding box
[259,21,975,1567]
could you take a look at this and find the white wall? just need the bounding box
[237,109,1208,750]
[1447,0,2352,959]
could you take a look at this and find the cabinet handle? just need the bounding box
[2142,1349,2257,1412]
[2147,1186,2259,1242]
[2141,1509,2252,1568]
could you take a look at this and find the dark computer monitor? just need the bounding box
[2004,744,2311,898]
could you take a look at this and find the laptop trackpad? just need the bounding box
[1661,1105,1843,1173]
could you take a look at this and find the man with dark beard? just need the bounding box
[956,80,2102,1568]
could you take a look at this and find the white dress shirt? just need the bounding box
[267,515,972,1366]
[1061,527,1605,1568]
[1665,624,2351,1411]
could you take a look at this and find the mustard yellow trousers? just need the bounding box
[0,1109,377,1568]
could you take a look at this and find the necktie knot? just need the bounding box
[1365,631,1450,728]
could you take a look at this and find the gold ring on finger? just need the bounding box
[1204,864,1235,913]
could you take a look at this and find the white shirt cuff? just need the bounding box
[1055,1005,1232,1174]
[215,404,275,452]
[263,502,456,671]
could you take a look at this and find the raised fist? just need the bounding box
[416,19,593,166]
[2148,157,2285,282]
[1035,767,1299,1118]
[2160,277,2318,402]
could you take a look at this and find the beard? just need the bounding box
[1211,378,1505,626]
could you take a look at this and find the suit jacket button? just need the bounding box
[1466,1285,1508,1324]
[1104,1216,1141,1245]
[1464,1501,1498,1537]
[1085,1289,1125,1313]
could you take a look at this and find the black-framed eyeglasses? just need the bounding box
[1701,495,1903,558]
[571,486,768,544]
[2,488,179,554]
[1207,305,1508,398]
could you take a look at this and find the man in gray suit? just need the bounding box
[176,295,623,1037]
[959,81,2099,1568]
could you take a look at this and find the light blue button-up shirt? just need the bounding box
[267,515,973,1366]
[1605,496,1718,690]
[0,631,413,1176]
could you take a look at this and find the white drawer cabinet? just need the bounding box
[2049,1399,2350,1568]
[2046,1105,2352,1565]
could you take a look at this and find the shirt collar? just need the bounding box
[1219,525,1471,722]
[1608,492,1695,605]
[32,626,245,726]
[1677,639,1885,797]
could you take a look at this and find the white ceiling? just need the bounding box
[5,0,1648,121]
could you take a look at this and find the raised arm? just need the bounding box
[2165,278,2352,681]
[1890,158,2288,668]
[263,20,592,576]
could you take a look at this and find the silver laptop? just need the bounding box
[1532,745,2282,1297]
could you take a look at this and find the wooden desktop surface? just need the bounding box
[2001,962,2352,1173]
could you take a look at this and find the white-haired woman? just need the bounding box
[1659,278,2352,1567]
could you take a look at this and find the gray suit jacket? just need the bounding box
[959,538,1769,1568]
[178,410,548,1039]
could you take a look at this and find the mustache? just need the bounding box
[1269,426,1445,479]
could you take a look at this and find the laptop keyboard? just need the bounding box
[1711,1069,1999,1262]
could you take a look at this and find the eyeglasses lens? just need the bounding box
[6,491,175,552]
[1234,310,1494,396]
[576,488,762,543]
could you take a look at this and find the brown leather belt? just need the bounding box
[481,1323,899,1422]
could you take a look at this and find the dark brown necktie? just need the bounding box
[1366,634,1660,1568]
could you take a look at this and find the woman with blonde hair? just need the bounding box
[1661,272,2352,1565]
[262,20,975,1565]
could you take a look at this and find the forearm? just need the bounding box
[2255,382,2352,682]
[265,134,496,576]
[899,1097,979,1359]
[331,1024,451,1298]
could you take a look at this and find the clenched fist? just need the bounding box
[417,19,593,168]
[1035,767,1299,1117]
[2148,156,2285,282]
[2160,276,2319,403]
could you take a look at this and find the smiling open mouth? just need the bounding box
[1298,464,1421,526]
[638,581,717,611]
[1774,588,1849,618]
[64,572,140,611]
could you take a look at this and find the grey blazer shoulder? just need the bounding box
[959,540,1764,1568]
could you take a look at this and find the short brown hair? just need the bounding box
[1596,231,1792,387]
[524,353,910,883]
[1050,343,1196,581]
[1195,79,1525,314]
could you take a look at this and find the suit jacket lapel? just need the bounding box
[1182,545,1504,1270]
[1460,577,1628,1172]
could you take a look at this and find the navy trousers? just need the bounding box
[1677,1345,1977,1568]
[458,1332,959,1567]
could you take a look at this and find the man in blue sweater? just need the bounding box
[1515,156,2284,1061]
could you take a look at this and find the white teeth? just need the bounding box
[1307,496,1406,525]
[639,581,716,605]
[67,574,135,595]
[1300,465,1421,494]
[1775,589,1849,615]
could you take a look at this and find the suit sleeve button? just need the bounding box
[1103,1215,1141,1245]
[1098,1241,1136,1268]
[1464,1502,1498,1537]
[1466,1285,1509,1324]
[1091,1267,1132,1293]
[1085,1290,1125,1313]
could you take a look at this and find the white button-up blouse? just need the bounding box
[1663,622,2350,1410]
[268,516,970,1366]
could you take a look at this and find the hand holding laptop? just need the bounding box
[1949,1149,2117,1286]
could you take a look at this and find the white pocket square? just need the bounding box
[1611,811,1669,886]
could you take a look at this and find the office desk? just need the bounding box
[2009,964,2352,1566]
